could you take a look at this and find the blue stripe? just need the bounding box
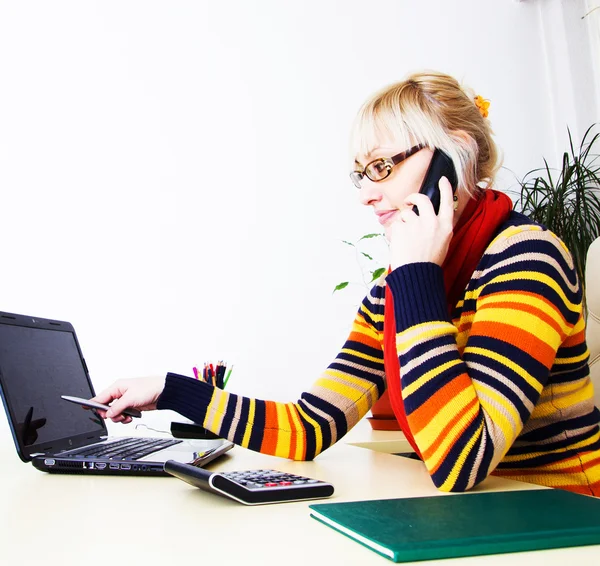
[466,335,549,391]
[497,437,600,469]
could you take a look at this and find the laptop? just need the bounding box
[0,310,233,476]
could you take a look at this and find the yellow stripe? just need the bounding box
[274,403,292,459]
[402,359,462,398]
[536,386,595,412]
[316,376,371,416]
[485,272,578,312]
[423,402,479,475]
[296,404,323,456]
[474,307,562,349]
[553,351,590,365]
[203,389,228,431]
[473,381,521,437]
[396,322,456,352]
[361,310,384,325]
[340,348,382,364]
[287,406,306,460]
[439,421,484,492]
[572,313,586,334]
[415,388,477,455]
[489,225,543,247]
[539,379,591,397]
[358,305,384,326]
[502,434,600,465]
[477,291,565,328]
[353,317,381,341]
[323,368,378,394]
[463,287,483,303]
[466,346,543,394]
[241,398,256,447]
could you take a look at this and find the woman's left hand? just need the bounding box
[388,177,455,270]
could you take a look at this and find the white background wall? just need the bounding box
[0,0,598,436]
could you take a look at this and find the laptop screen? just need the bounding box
[0,321,105,456]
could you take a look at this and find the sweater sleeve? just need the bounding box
[387,226,586,492]
[157,284,386,460]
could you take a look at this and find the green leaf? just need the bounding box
[358,233,383,241]
[341,240,355,247]
[333,281,349,293]
[361,252,373,260]
[370,267,386,281]
[514,122,600,301]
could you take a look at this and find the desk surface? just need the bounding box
[1,418,598,566]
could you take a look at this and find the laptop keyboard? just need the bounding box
[61,437,182,460]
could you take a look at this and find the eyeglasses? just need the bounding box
[350,144,425,189]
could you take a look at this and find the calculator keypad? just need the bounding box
[222,469,325,490]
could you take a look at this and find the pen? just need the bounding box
[223,365,234,388]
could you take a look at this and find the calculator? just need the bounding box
[164,460,335,505]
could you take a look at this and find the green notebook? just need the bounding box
[309,489,600,563]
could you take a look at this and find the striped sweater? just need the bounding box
[158,213,600,495]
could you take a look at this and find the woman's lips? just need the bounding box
[376,210,398,225]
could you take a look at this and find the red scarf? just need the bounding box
[383,189,513,456]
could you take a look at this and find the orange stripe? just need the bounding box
[259,401,279,455]
[559,485,597,496]
[420,400,479,469]
[589,480,600,497]
[348,333,380,352]
[556,456,600,474]
[494,455,600,477]
[456,310,475,333]
[490,475,600,497]
[480,290,570,333]
[409,374,473,435]
[484,300,566,338]
[562,325,585,348]
[471,321,556,368]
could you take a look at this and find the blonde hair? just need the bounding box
[350,71,501,197]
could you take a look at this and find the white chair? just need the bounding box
[586,237,600,408]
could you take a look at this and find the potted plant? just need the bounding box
[512,125,600,304]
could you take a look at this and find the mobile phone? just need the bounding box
[61,395,143,418]
[413,148,458,215]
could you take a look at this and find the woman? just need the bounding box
[94,71,600,495]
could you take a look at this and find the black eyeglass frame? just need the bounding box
[350,144,425,189]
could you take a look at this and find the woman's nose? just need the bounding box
[358,179,383,206]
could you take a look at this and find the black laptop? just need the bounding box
[0,311,233,475]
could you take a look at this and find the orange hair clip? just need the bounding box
[474,95,490,118]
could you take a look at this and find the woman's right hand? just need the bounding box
[90,376,166,424]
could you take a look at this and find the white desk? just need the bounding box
[1,418,598,566]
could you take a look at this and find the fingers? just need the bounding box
[108,414,133,424]
[437,176,455,223]
[403,193,436,219]
[90,376,164,423]
[105,395,132,419]
[91,380,130,423]
[91,383,122,405]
